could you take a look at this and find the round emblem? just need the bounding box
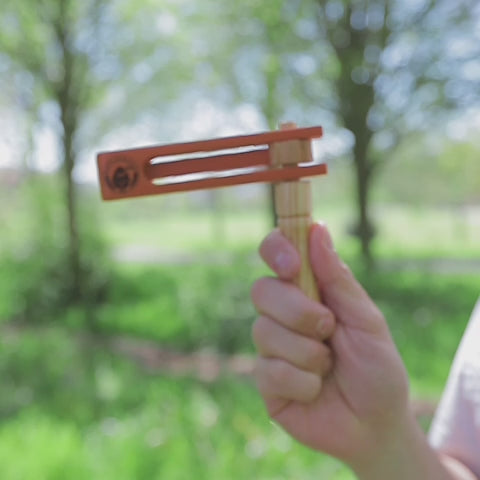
[105,158,138,194]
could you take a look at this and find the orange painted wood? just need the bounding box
[98,126,323,161]
[97,125,326,201]
[146,149,269,179]
[99,162,327,200]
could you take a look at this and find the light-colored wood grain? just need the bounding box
[274,181,311,217]
[274,182,320,302]
[270,139,313,166]
[273,123,320,302]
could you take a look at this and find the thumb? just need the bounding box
[310,223,385,333]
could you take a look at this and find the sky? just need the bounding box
[1,102,479,189]
[0,98,358,184]
[1,0,479,188]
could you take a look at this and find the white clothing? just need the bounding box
[429,299,480,477]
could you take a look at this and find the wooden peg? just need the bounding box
[273,123,320,302]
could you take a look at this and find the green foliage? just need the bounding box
[377,133,480,205]
[1,199,479,477]
[1,177,110,325]
[202,0,480,262]
[0,328,352,479]
[0,414,89,480]
[1,259,478,479]
[357,269,479,395]
[96,256,261,353]
[0,0,478,475]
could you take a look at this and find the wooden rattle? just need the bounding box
[97,123,327,301]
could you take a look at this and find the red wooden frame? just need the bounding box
[97,126,326,200]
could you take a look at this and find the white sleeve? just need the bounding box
[429,299,480,477]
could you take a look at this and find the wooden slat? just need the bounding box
[145,149,269,179]
[97,126,323,161]
[100,163,327,200]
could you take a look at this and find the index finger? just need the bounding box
[259,229,300,280]
[251,276,335,341]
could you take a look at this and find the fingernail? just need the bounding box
[275,251,293,276]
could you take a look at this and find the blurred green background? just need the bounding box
[1,1,479,479]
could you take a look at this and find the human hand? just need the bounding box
[251,222,411,469]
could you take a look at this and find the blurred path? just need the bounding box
[113,245,480,274]
[1,322,438,423]
[106,334,437,422]
[112,245,234,265]
[380,258,480,275]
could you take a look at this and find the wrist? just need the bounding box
[348,408,414,479]
[350,409,452,480]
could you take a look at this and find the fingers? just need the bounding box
[259,228,300,280]
[253,229,337,406]
[252,315,333,376]
[258,224,387,334]
[309,223,387,334]
[251,277,335,340]
[255,357,322,403]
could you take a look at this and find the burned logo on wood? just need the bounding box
[105,158,138,194]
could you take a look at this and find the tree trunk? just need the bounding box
[269,184,277,228]
[207,189,226,245]
[338,82,376,267]
[57,0,82,301]
[318,1,383,268]
[263,54,282,228]
[62,125,81,300]
[353,143,374,268]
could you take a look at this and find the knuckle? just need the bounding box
[269,360,291,385]
[335,258,354,281]
[371,303,386,323]
[327,260,354,288]
[319,309,336,339]
[297,302,321,331]
[258,232,274,258]
[321,349,334,376]
[253,358,263,379]
[304,375,322,402]
[251,316,270,347]
[339,260,353,278]
[259,229,282,255]
[323,308,335,326]
[303,339,324,367]
[250,277,269,305]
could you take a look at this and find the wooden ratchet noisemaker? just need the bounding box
[97,123,327,302]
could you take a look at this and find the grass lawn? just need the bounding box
[1,197,479,479]
[0,328,353,480]
[97,189,480,259]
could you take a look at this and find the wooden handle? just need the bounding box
[270,122,320,302]
[274,181,320,302]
